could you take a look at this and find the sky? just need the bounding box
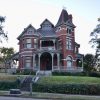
[0,0,100,55]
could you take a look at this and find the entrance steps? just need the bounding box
[36,71,52,76]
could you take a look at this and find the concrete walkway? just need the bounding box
[0,96,49,100]
[0,91,100,100]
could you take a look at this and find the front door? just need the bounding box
[40,52,52,70]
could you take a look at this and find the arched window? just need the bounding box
[67,56,72,67]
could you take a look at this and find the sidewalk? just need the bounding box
[0,90,100,100]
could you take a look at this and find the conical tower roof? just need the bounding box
[56,9,69,27]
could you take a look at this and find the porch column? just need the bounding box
[38,53,41,71]
[81,57,84,71]
[33,54,35,70]
[57,53,60,70]
[53,40,55,50]
[40,40,42,49]
[51,53,54,71]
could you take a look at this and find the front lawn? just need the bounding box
[38,76,100,85]
[0,74,29,82]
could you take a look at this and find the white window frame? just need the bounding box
[66,38,72,50]
[25,57,31,68]
[67,56,72,68]
[26,39,32,48]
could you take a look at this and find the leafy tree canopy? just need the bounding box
[0,16,8,42]
[84,54,95,72]
[89,18,100,54]
[0,47,14,61]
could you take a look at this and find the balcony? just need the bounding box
[40,46,55,50]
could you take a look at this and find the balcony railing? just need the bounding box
[40,46,55,50]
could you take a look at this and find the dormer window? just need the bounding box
[42,23,52,30]
[28,29,33,34]
[41,19,54,30]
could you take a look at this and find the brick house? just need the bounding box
[17,9,83,72]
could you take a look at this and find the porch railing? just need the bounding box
[53,66,83,72]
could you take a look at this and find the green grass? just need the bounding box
[0,74,30,82]
[38,76,100,85]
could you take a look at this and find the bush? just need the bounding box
[32,83,100,95]
[0,81,20,90]
[16,69,36,75]
[88,72,100,77]
[52,71,86,76]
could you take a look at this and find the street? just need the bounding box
[0,96,51,100]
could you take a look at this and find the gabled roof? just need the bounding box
[40,19,54,27]
[17,24,36,40]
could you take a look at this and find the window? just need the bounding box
[28,29,33,34]
[26,39,31,48]
[25,57,31,68]
[34,38,37,48]
[66,38,72,50]
[34,39,37,43]
[67,56,72,68]
[67,28,71,34]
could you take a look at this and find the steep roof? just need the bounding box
[17,24,36,40]
[37,28,56,37]
[56,9,69,27]
[37,19,56,37]
[55,9,75,27]
[40,19,54,27]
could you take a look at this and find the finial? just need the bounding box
[63,6,66,10]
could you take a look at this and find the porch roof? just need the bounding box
[76,53,84,59]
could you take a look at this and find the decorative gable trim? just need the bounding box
[17,24,36,40]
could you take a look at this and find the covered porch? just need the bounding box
[33,52,60,71]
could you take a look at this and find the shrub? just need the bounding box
[32,83,100,95]
[88,72,100,77]
[16,69,36,75]
[52,71,86,76]
[0,81,20,90]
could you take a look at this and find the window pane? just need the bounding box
[26,62,31,68]
[26,39,31,43]
[26,43,31,48]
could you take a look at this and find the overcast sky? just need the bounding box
[0,0,100,55]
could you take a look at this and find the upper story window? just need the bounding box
[26,38,31,48]
[67,28,71,34]
[66,38,72,50]
[34,38,37,43]
[27,29,33,34]
[34,38,38,48]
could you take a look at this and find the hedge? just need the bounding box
[52,71,100,77]
[32,83,100,95]
[0,81,20,90]
[52,71,86,76]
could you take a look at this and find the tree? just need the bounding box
[90,18,100,57]
[0,16,8,42]
[0,47,14,72]
[83,54,95,72]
